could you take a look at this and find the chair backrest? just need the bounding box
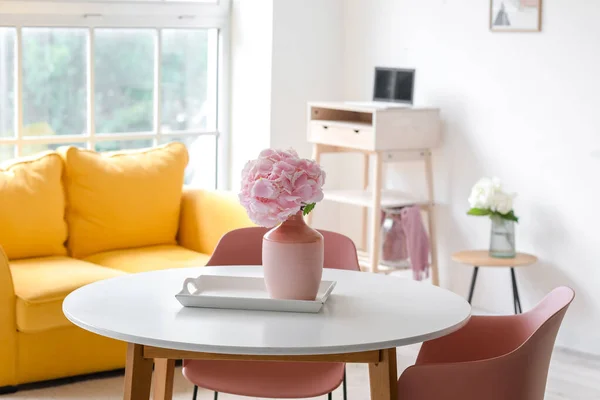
[399,287,574,400]
[206,227,267,266]
[206,227,360,271]
[506,286,574,400]
[319,229,361,271]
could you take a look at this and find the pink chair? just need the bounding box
[397,286,575,400]
[184,227,360,400]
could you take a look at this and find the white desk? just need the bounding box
[306,102,441,279]
[63,267,470,400]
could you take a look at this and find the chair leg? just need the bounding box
[192,385,198,400]
[342,367,347,400]
[467,266,479,304]
[214,391,219,400]
[328,392,333,400]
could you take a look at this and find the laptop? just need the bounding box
[346,67,415,108]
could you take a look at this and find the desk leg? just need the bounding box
[369,153,383,273]
[368,348,397,400]
[361,153,370,252]
[153,358,175,400]
[306,144,321,227]
[124,343,153,400]
[424,151,439,286]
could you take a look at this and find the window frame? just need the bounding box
[0,0,230,189]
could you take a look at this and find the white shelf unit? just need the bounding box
[306,102,441,285]
[324,189,428,209]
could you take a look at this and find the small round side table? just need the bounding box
[452,250,538,314]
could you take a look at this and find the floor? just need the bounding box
[3,344,599,400]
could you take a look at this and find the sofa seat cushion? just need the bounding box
[0,152,67,260]
[83,245,210,274]
[59,143,189,259]
[10,256,126,333]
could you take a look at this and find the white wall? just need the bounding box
[270,0,345,230]
[270,0,344,156]
[342,0,600,355]
[230,0,274,189]
[230,0,345,230]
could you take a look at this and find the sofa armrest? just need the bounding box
[0,246,17,387]
[177,188,255,255]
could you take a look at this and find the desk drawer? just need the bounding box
[308,122,375,151]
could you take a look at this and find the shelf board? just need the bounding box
[309,101,438,113]
[357,251,432,282]
[358,259,411,273]
[312,120,372,130]
[323,189,429,209]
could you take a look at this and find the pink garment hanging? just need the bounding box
[400,206,430,280]
[381,206,430,280]
[381,211,408,263]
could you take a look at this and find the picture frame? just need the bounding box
[490,0,543,32]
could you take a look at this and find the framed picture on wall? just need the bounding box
[490,0,542,32]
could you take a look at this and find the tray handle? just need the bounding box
[180,277,200,296]
[320,281,337,304]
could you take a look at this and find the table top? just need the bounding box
[452,250,538,268]
[63,267,471,356]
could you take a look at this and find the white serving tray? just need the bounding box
[175,275,336,313]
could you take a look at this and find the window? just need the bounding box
[0,0,228,188]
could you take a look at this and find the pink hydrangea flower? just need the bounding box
[239,148,326,227]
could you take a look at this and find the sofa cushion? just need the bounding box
[0,152,67,260]
[83,244,210,274]
[10,256,125,333]
[59,143,188,259]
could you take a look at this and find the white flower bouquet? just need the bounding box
[467,177,519,222]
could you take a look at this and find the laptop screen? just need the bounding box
[373,68,415,104]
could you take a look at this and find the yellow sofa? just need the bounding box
[0,144,253,390]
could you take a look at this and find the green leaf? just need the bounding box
[500,210,519,223]
[467,208,491,216]
[302,203,316,216]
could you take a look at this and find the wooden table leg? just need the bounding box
[368,348,398,400]
[153,358,176,400]
[124,343,153,400]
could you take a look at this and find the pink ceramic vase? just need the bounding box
[262,211,324,300]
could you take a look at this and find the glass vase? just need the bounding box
[489,216,516,258]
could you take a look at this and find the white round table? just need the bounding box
[63,266,470,400]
